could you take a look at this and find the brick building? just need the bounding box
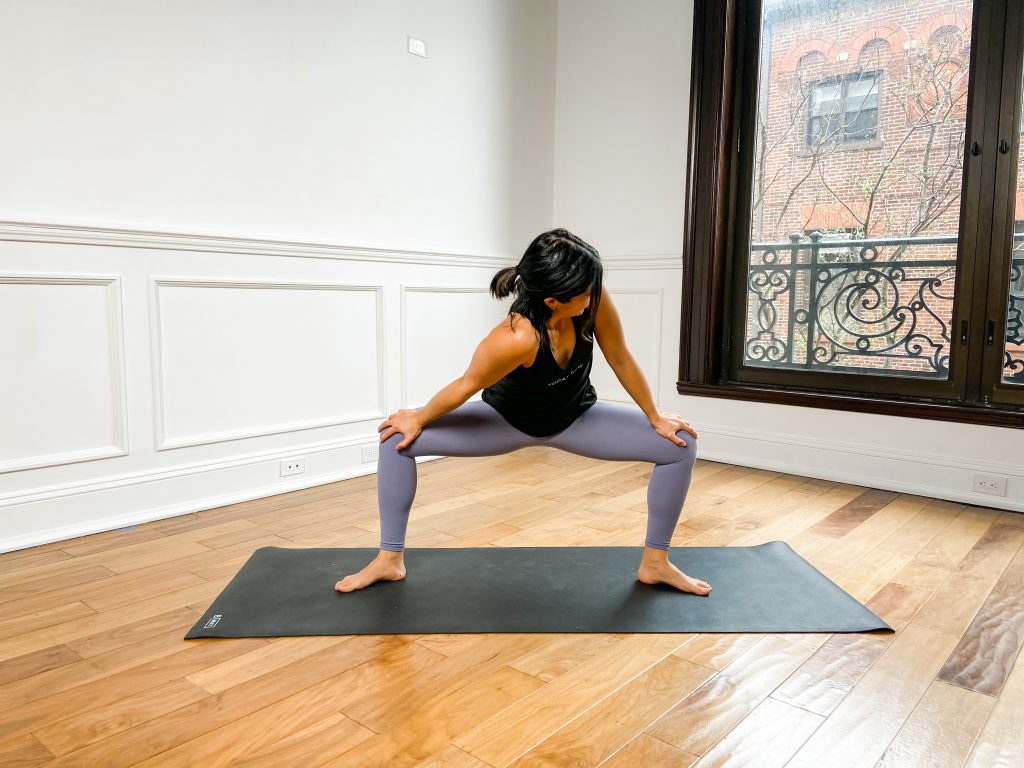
[742,0,1022,377]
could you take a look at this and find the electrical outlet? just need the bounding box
[361,444,380,463]
[972,473,1007,497]
[280,457,305,477]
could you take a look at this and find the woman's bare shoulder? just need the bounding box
[486,313,539,355]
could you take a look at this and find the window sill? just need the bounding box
[675,380,1024,429]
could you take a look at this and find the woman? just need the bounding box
[335,229,711,596]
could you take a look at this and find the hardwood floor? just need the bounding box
[1,446,1022,766]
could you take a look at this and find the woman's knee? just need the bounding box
[379,432,407,458]
[669,434,698,465]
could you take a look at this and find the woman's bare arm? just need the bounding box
[415,323,534,424]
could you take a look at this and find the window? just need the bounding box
[680,0,1024,426]
[807,72,880,145]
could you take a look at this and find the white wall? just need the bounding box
[553,0,1023,513]
[0,0,555,551]
[0,0,555,256]
[2,0,1019,554]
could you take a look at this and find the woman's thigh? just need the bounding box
[548,402,696,465]
[397,400,537,458]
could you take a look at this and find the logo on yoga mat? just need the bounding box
[203,614,222,629]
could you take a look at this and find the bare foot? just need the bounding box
[637,559,712,596]
[335,555,406,592]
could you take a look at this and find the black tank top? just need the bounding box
[482,312,598,437]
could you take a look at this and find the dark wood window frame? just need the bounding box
[678,0,1024,430]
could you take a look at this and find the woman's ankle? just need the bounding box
[641,546,670,564]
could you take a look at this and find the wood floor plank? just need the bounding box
[965,642,1024,767]
[228,712,374,768]
[506,633,628,683]
[0,564,116,608]
[341,634,546,735]
[875,680,995,768]
[644,635,816,756]
[31,677,209,757]
[891,507,998,590]
[130,668,415,768]
[812,496,931,567]
[601,733,698,768]
[722,486,865,550]
[671,633,764,671]
[0,578,229,663]
[937,544,1024,696]
[0,644,81,687]
[0,633,267,743]
[804,488,900,539]
[454,634,695,767]
[688,696,823,768]
[912,523,1024,638]
[0,601,96,641]
[185,636,351,694]
[769,633,890,718]
[418,744,497,768]
[43,636,408,767]
[325,664,545,767]
[0,733,53,767]
[0,549,73,576]
[784,625,959,768]
[504,655,713,768]
[0,612,197,711]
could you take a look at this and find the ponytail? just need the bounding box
[489,266,519,300]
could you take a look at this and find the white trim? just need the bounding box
[150,278,387,451]
[696,443,1023,513]
[0,432,374,507]
[0,273,130,473]
[0,217,680,270]
[693,422,1023,478]
[0,448,443,553]
[0,217,512,268]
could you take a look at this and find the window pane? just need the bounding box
[748,0,973,379]
[1004,69,1024,386]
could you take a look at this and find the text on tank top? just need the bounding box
[481,312,597,437]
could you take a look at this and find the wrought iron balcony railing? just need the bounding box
[745,232,1024,383]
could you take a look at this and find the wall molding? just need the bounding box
[0,217,513,268]
[596,288,666,405]
[0,216,681,270]
[0,273,130,474]
[150,278,387,451]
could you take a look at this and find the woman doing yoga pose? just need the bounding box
[335,228,710,596]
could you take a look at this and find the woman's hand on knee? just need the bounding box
[378,409,424,451]
[650,411,698,447]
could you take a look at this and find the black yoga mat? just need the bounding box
[185,542,892,638]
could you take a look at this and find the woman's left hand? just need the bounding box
[651,411,698,447]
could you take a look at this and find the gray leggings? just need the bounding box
[377,400,697,552]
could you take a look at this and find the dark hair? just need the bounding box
[490,228,603,356]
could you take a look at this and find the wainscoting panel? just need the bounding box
[0,274,129,473]
[152,279,385,450]
[401,286,509,408]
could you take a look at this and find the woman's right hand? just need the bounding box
[378,409,424,451]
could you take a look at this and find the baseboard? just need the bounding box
[0,446,443,554]
[695,424,1023,513]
